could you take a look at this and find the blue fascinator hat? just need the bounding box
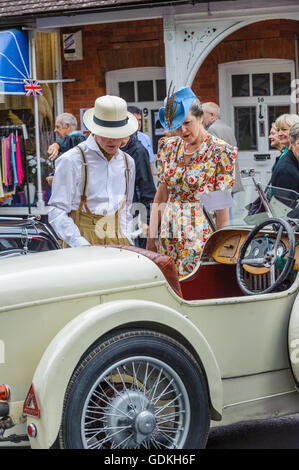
[159,83,196,131]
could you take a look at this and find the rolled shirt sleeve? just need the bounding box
[48,151,91,247]
[48,137,136,247]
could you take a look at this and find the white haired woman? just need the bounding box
[275,113,299,150]
[271,122,299,195]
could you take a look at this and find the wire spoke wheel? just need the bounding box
[59,330,210,449]
[81,356,190,449]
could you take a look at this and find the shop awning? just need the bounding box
[0,29,30,95]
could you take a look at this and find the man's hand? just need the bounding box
[48,143,60,161]
[141,223,149,237]
[46,175,54,186]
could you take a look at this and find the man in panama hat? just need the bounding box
[48,95,138,247]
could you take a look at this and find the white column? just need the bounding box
[163,13,183,90]
[30,30,45,209]
[55,31,64,116]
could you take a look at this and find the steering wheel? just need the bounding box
[237,218,296,295]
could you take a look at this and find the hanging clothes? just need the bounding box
[9,133,18,187]
[4,136,13,188]
[0,127,25,203]
[15,133,24,186]
[0,139,4,198]
[0,138,3,185]
[0,136,14,201]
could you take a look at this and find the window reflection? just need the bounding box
[234,107,257,150]
[156,79,166,101]
[273,72,291,95]
[137,80,154,101]
[119,82,135,102]
[252,73,270,96]
[232,75,250,97]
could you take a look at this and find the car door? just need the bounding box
[288,293,299,386]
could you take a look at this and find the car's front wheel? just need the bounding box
[59,330,210,449]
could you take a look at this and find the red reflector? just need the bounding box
[0,385,9,401]
[27,423,37,438]
[23,384,40,418]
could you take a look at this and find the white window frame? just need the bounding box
[218,59,296,185]
[106,67,166,171]
[219,59,296,126]
[106,66,166,100]
[106,67,166,140]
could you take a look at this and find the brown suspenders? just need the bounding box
[75,145,130,215]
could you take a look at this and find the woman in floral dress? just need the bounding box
[146,87,237,279]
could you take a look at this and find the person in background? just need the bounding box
[120,134,156,248]
[46,113,87,186]
[202,101,243,194]
[269,122,283,152]
[48,95,137,248]
[146,87,237,279]
[275,114,299,152]
[272,114,299,171]
[271,122,299,195]
[127,106,155,169]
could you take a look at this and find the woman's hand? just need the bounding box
[147,182,169,252]
[146,238,157,252]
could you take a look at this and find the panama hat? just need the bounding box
[83,95,138,138]
[159,85,196,131]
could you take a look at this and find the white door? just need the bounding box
[106,67,166,182]
[219,60,296,187]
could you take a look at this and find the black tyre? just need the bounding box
[59,330,210,449]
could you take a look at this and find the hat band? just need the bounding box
[93,115,129,128]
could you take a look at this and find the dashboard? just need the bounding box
[210,229,299,273]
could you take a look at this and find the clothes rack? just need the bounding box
[0,124,31,214]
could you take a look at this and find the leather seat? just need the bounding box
[110,245,182,298]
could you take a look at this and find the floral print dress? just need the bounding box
[157,134,237,279]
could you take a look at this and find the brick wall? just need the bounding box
[61,19,164,125]
[61,18,299,123]
[192,19,299,104]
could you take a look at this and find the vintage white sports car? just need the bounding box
[1,184,299,449]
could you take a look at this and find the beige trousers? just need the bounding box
[63,210,130,248]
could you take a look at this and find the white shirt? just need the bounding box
[48,134,136,247]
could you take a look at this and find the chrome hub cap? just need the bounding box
[136,410,156,435]
[105,390,156,446]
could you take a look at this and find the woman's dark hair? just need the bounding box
[127,105,142,115]
[189,98,203,118]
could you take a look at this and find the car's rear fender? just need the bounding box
[288,292,299,386]
[27,299,222,449]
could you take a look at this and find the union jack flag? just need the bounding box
[23,79,43,96]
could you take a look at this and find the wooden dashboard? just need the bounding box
[210,230,299,273]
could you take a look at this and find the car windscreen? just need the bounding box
[230,179,299,228]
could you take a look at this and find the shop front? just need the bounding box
[0,29,60,215]
[53,14,299,183]
[2,0,299,215]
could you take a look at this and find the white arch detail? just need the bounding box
[164,13,299,89]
